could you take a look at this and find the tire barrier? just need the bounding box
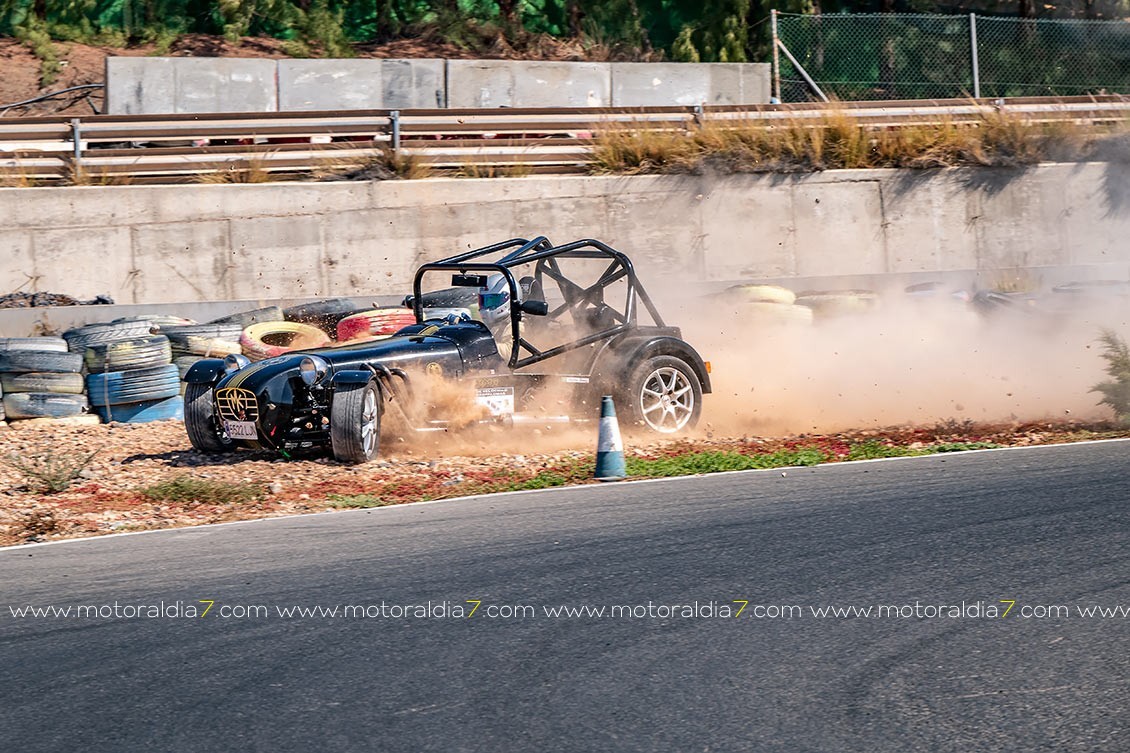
[0,350,84,374]
[722,284,798,306]
[0,342,85,425]
[114,315,197,330]
[173,355,200,379]
[83,335,173,373]
[208,306,285,328]
[283,298,364,335]
[239,321,332,361]
[1051,280,1130,299]
[1,372,85,395]
[336,309,418,342]
[9,414,101,428]
[795,290,880,318]
[86,364,181,407]
[166,335,243,359]
[94,395,184,424]
[63,320,154,351]
[0,337,69,353]
[2,392,89,420]
[162,322,245,342]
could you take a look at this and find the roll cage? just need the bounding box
[411,236,668,370]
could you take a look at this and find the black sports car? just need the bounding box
[183,237,712,463]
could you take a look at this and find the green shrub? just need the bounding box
[1092,330,1130,424]
[3,450,96,494]
[327,493,393,508]
[847,440,917,461]
[626,448,826,478]
[140,476,263,505]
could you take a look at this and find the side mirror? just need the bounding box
[519,300,549,316]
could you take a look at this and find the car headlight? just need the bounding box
[299,355,329,386]
[224,354,251,373]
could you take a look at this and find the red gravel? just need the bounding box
[1,417,1125,547]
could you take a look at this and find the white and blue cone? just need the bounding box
[595,395,626,481]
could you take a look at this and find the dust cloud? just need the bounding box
[664,287,1130,436]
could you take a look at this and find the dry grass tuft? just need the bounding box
[197,155,274,184]
[591,108,1123,175]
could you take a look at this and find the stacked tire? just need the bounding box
[336,308,418,342]
[283,298,365,337]
[240,321,331,361]
[714,285,813,327]
[161,321,244,387]
[0,338,90,425]
[65,321,182,424]
[795,290,880,320]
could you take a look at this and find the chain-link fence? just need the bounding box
[773,12,1130,102]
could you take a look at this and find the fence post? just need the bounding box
[390,110,401,155]
[970,13,981,99]
[771,10,782,103]
[69,118,83,180]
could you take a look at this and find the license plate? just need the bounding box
[224,420,258,440]
[476,386,514,416]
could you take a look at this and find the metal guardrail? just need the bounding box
[1,96,1127,184]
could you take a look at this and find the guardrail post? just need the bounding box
[693,103,705,132]
[771,9,782,103]
[69,118,83,180]
[970,14,981,99]
[390,110,401,155]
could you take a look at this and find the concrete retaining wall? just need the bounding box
[1,163,1128,337]
[105,57,772,114]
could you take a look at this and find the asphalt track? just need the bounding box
[1,441,1127,752]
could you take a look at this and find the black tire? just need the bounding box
[0,337,69,353]
[63,320,154,351]
[169,336,242,359]
[84,335,172,372]
[207,306,284,327]
[622,355,703,434]
[96,395,183,424]
[173,356,200,379]
[114,315,196,330]
[163,323,245,342]
[85,364,181,406]
[184,382,234,453]
[284,298,365,334]
[330,381,382,464]
[3,392,88,420]
[0,350,83,374]
[1,372,85,394]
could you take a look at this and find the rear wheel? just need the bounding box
[184,382,234,453]
[624,355,703,434]
[331,381,382,464]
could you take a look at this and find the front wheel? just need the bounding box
[330,381,382,464]
[623,355,703,434]
[184,382,234,453]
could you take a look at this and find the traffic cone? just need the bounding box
[594,395,626,481]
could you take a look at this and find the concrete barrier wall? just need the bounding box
[446,60,610,108]
[277,59,446,110]
[1,164,1127,336]
[611,63,771,106]
[105,57,772,113]
[106,57,280,115]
